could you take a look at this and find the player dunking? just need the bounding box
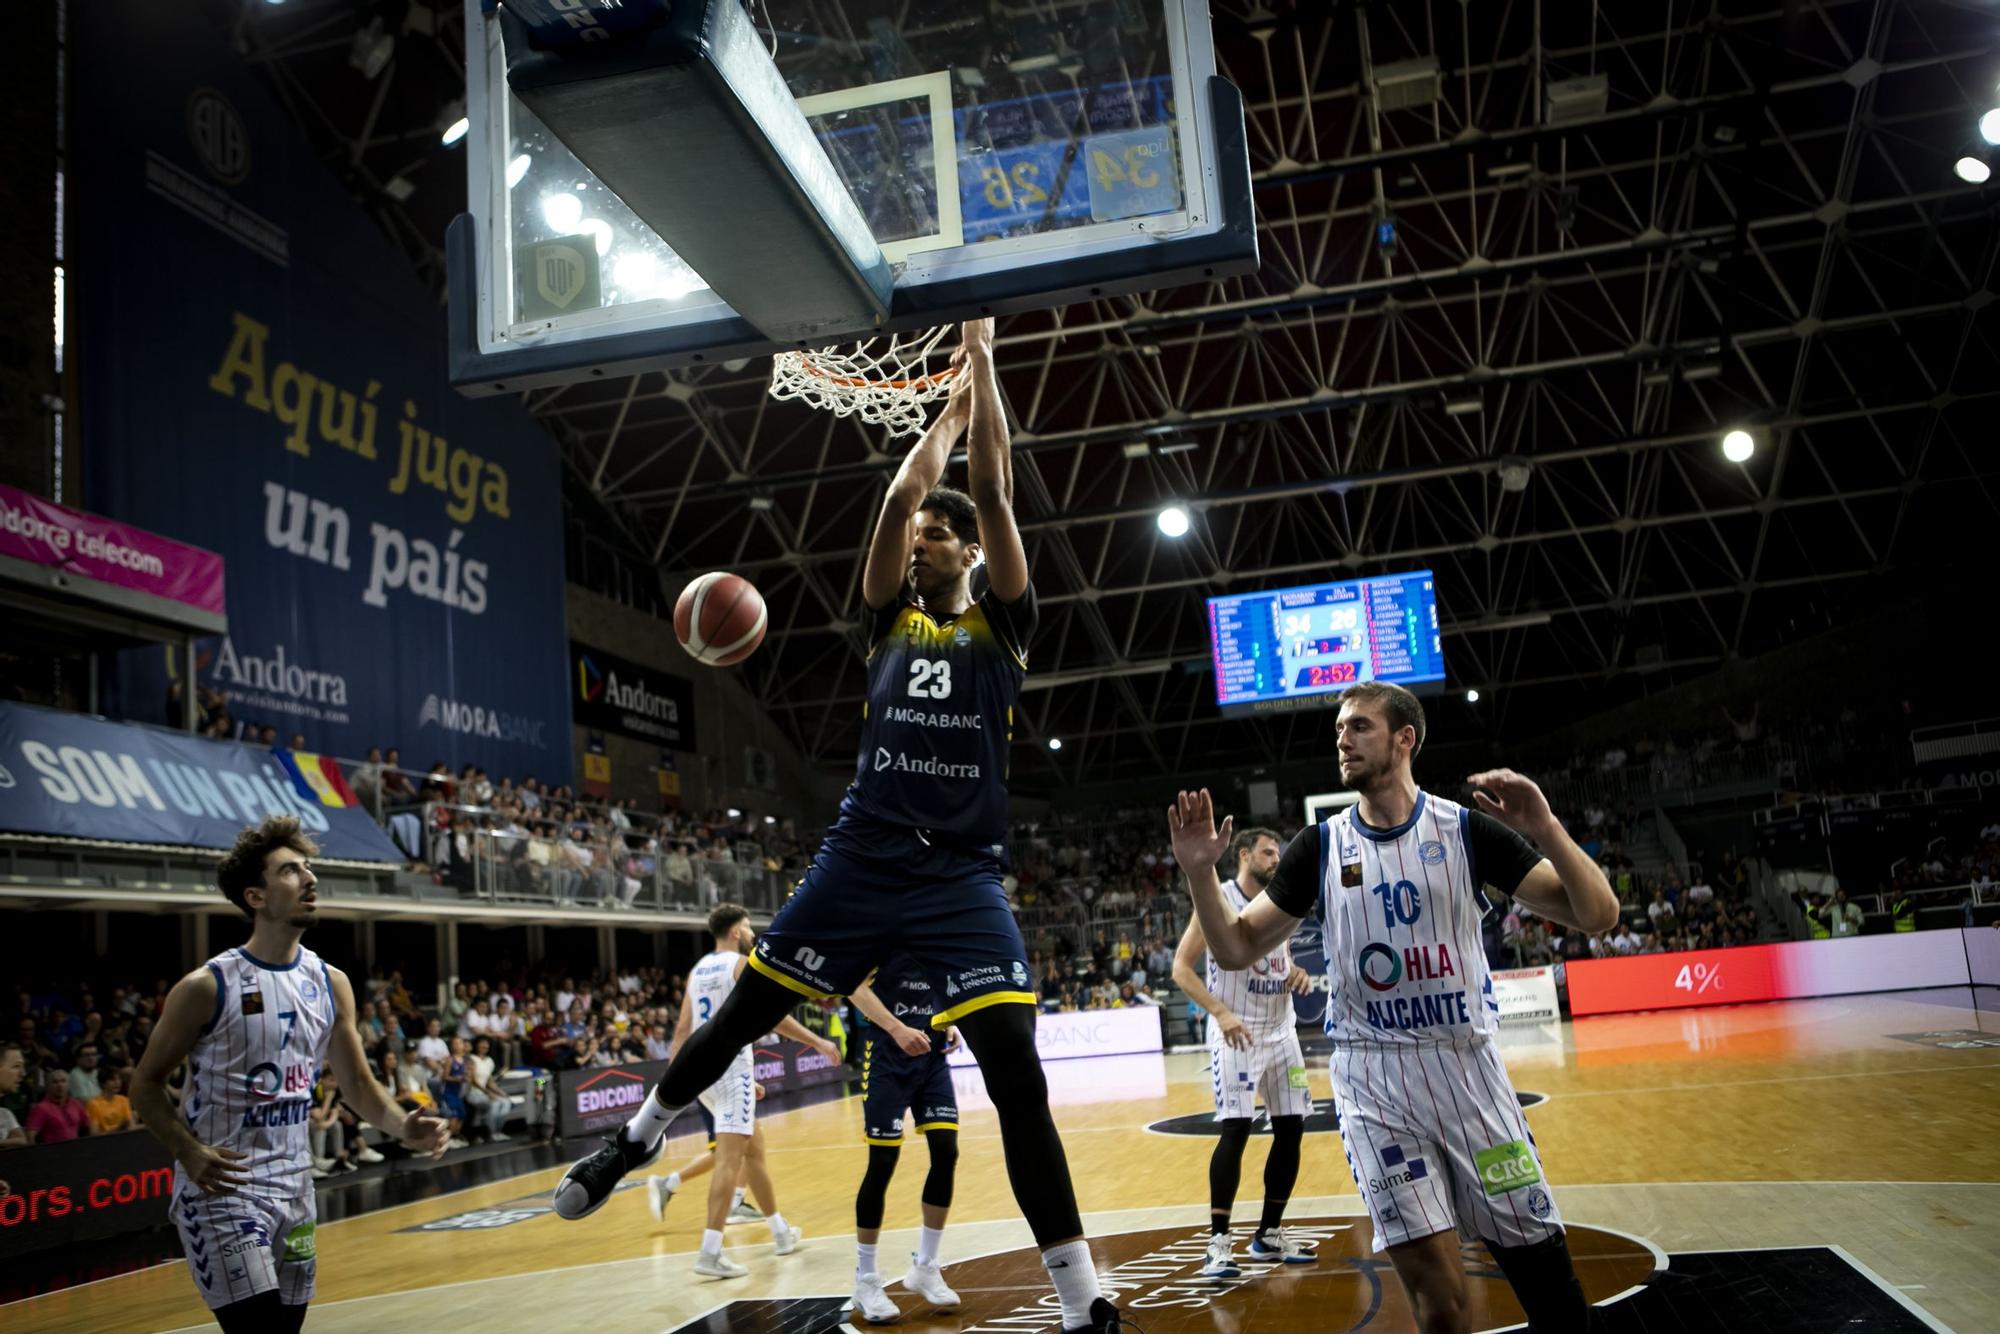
[1167,682,1619,1334]
[845,952,964,1322]
[1169,825,1319,1276]
[653,904,841,1277]
[129,817,450,1332]
[555,320,1125,1332]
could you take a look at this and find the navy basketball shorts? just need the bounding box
[861,1041,959,1145]
[749,816,1035,1027]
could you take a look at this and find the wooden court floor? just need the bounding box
[10,989,1999,1333]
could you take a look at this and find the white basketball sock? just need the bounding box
[917,1225,944,1266]
[765,1211,789,1240]
[731,1185,747,1210]
[700,1228,723,1258]
[621,1092,680,1149]
[1041,1240,1100,1327]
[856,1241,879,1279]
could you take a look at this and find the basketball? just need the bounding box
[674,571,767,667]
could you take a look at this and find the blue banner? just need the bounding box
[71,1,571,785]
[0,702,403,862]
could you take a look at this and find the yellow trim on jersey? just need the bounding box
[864,1134,905,1147]
[931,989,1038,1026]
[913,1120,958,1134]
[745,950,836,1002]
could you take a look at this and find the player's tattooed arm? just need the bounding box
[861,350,972,610]
[325,966,450,1158]
[1171,920,1250,1050]
[1468,769,1621,935]
[130,967,249,1196]
[960,319,1030,602]
[1168,788,1303,969]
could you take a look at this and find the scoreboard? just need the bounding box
[1207,571,1444,716]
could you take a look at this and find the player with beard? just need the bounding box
[554,321,1125,1333]
[1167,681,1618,1334]
[1171,824,1319,1277]
[129,817,449,1332]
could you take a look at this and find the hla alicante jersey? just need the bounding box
[840,585,1035,847]
[178,945,337,1202]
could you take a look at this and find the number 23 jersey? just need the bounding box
[839,584,1037,847]
[1264,792,1545,1048]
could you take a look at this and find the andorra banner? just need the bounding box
[70,0,571,785]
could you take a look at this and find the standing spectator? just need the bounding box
[85,1069,137,1134]
[0,1043,28,1147]
[26,1070,90,1143]
[1817,888,1864,938]
[462,1037,515,1142]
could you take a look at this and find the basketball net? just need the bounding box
[767,326,957,438]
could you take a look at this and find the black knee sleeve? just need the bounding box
[921,1127,958,1211]
[1485,1232,1593,1333]
[956,1003,1081,1246]
[655,970,796,1107]
[1209,1117,1253,1218]
[216,1292,303,1334]
[1263,1114,1304,1200]
[855,1143,901,1231]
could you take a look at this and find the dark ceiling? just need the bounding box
[224,0,1999,790]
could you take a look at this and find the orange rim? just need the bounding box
[787,353,959,392]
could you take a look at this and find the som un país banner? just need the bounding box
[70,0,571,785]
[0,701,403,862]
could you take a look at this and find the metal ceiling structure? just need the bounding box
[233,0,1998,789]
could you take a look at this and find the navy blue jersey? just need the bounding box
[865,952,946,1065]
[838,583,1036,846]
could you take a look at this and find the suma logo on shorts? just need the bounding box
[1474,1139,1541,1195]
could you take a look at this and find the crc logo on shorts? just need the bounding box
[1418,840,1447,865]
[1358,943,1403,992]
[1474,1139,1541,1196]
[1526,1185,1554,1219]
[283,1221,317,1262]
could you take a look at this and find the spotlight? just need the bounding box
[579,217,613,256]
[506,154,531,188]
[1981,108,2000,146]
[1721,429,1755,463]
[1465,688,1481,703]
[439,99,470,146]
[727,807,742,818]
[1157,504,1191,538]
[1955,156,1992,184]
[1047,737,1064,751]
[541,192,583,233]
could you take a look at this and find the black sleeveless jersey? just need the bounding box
[837,583,1036,848]
[866,952,946,1064]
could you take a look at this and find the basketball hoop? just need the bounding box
[767,326,958,438]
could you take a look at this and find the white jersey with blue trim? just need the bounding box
[1316,792,1499,1047]
[688,949,755,1078]
[1204,878,1298,1039]
[176,944,337,1204]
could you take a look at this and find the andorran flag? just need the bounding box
[274,748,360,808]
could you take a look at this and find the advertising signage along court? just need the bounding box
[570,641,697,750]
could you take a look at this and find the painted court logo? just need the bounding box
[1475,1139,1541,1195]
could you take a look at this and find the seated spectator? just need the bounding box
[462,1037,515,1142]
[0,1043,27,1146]
[84,1068,136,1134]
[68,1042,105,1101]
[26,1070,90,1143]
[309,1070,366,1177]
[1646,889,1678,934]
[1609,923,1639,955]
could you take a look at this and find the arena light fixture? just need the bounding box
[1981,108,2000,146]
[1157,504,1191,537]
[1047,737,1064,751]
[727,807,742,818]
[1466,688,1481,703]
[1721,428,1755,463]
[1955,156,1992,184]
[505,154,531,188]
[440,104,470,147]
[541,192,583,233]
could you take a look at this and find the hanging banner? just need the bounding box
[582,732,611,798]
[656,747,682,811]
[0,701,404,861]
[570,640,697,749]
[70,0,570,784]
[0,482,225,619]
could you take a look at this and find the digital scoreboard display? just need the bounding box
[1207,571,1444,716]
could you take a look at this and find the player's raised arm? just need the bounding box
[1467,768,1621,935]
[324,966,450,1158]
[1168,789,1301,969]
[958,319,1028,602]
[130,967,248,1196]
[860,356,972,610]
